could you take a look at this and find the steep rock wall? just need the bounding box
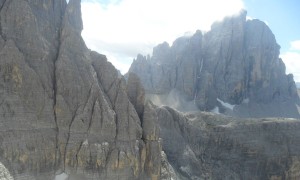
[0,0,161,179]
[128,11,300,118]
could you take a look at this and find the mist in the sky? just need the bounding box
[146,89,199,112]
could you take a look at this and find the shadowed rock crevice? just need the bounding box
[52,1,66,171]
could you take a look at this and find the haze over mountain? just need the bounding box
[128,10,300,119]
[127,9,300,180]
[0,0,299,180]
[81,0,300,82]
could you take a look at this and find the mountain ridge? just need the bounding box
[128,10,300,118]
[0,1,299,180]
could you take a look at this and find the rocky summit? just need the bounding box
[0,1,300,180]
[128,10,300,119]
[0,0,161,179]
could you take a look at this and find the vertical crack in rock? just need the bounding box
[53,50,60,169]
[52,0,67,170]
[63,104,80,170]
[126,101,131,140]
[87,97,97,134]
[53,20,61,174]
[75,140,84,170]
[0,0,7,40]
[0,0,6,11]
[113,82,122,141]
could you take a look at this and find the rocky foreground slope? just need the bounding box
[128,11,300,118]
[157,106,300,179]
[0,0,300,180]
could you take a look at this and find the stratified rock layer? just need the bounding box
[156,106,300,180]
[0,0,160,179]
[128,11,300,118]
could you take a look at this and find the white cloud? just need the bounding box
[246,16,269,27]
[280,51,300,82]
[81,0,244,74]
[290,40,300,51]
[246,16,253,20]
[102,51,133,74]
[280,40,300,82]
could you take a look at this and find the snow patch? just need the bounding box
[83,139,88,146]
[102,142,109,146]
[217,98,235,110]
[198,58,204,77]
[135,140,140,152]
[200,58,203,73]
[55,173,68,180]
[147,89,198,112]
[180,166,191,174]
[94,141,109,149]
[211,106,220,114]
[0,162,13,180]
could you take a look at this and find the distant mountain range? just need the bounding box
[297,82,300,88]
[128,10,300,119]
[127,11,300,179]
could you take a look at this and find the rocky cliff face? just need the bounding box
[128,11,300,118]
[156,106,300,180]
[0,0,161,179]
[1,1,300,180]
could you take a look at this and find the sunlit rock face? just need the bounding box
[128,10,300,118]
[0,0,161,179]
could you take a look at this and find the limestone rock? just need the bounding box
[142,101,161,179]
[126,72,145,119]
[128,11,300,118]
[0,0,161,179]
[156,106,300,180]
[160,151,179,180]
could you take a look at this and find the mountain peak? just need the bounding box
[0,0,161,179]
[128,12,300,118]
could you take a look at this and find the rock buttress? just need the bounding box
[0,0,161,179]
